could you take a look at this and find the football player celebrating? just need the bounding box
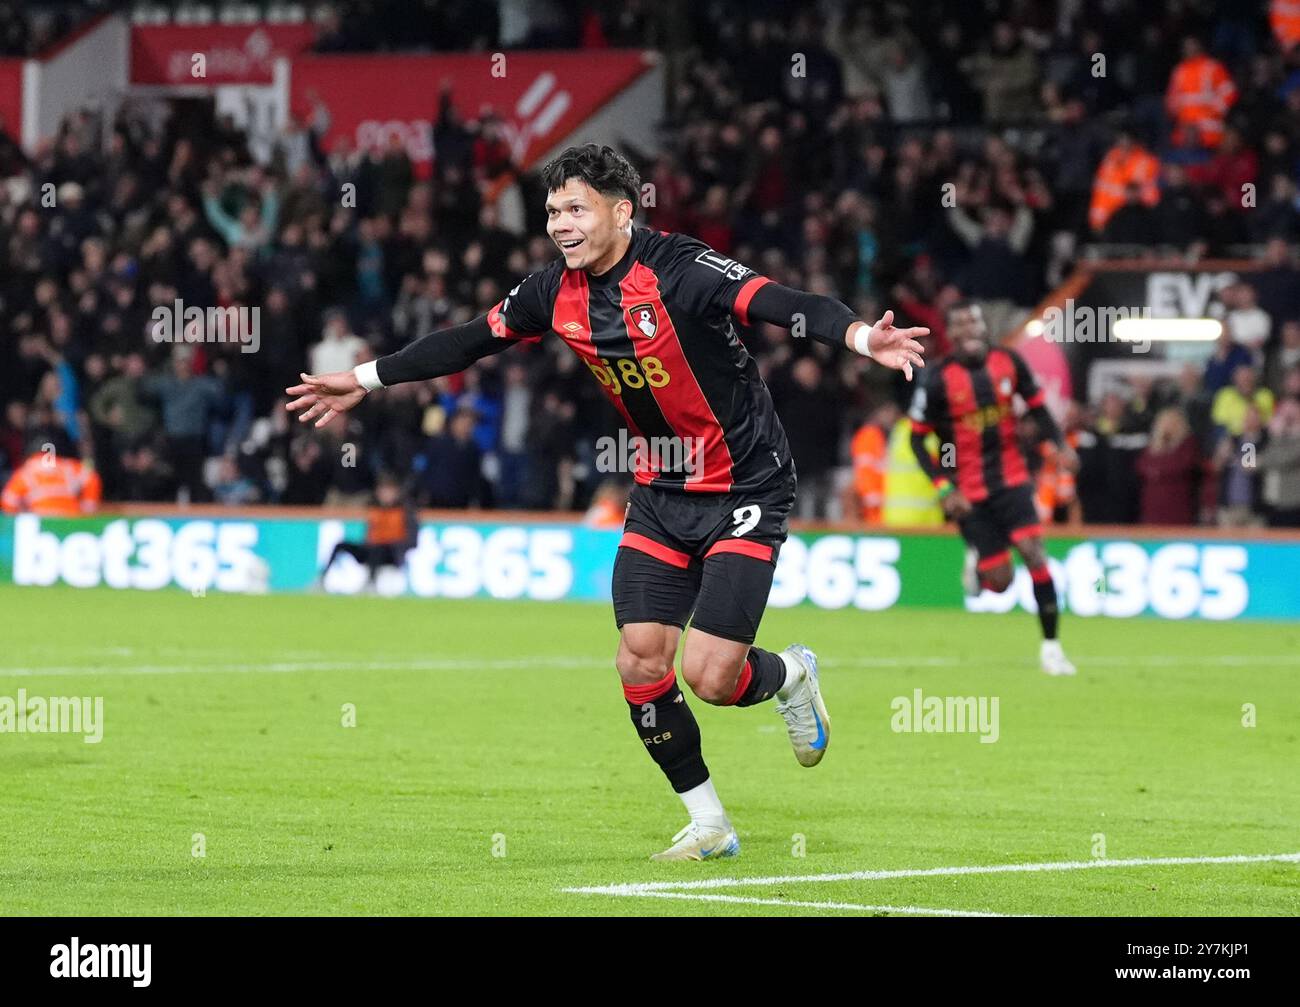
[908,301,1079,677]
[287,144,926,860]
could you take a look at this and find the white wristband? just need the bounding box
[851,324,874,360]
[354,360,384,391]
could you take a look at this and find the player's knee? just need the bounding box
[615,626,675,685]
[984,563,1013,593]
[681,649,744,705]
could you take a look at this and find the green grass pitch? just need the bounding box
[2,584,1297,916]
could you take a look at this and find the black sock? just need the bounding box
[728,647,787,707]
[624,671,709,794]
[1031,569,1059,640]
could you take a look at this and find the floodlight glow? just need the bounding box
[1112,318,1222,342]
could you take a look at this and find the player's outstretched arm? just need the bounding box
[745,283,927,379]
[285,314,510,428]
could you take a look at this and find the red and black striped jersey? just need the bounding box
[907,347,1047,503]
[486,226,792,493]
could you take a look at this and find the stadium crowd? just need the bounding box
[3,0,1300,527]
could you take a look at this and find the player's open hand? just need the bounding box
[941,489,973,520]
[856,311,928,380]
[285,370,367,428]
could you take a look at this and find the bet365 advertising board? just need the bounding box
[1,513,1297,620]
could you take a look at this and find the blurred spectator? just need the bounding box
[141,346,223,503]
[584,480,630,529]
[961,22,1040,123]
[1102,183,1159,243]
[211,454,260,506]
[1258,396,1300,526]
[1089,130,1160,233]
[771,356,842,520]
[1204,330,1256,394]
[1135,409,1207,525]
[320,471,418,583]
[1154,164,1207,247]
[881,415,943,526]
[1076,394,1146,523]
[117,443,174,502]
[496,361,533,508]
[1185,128,1258,208]
[846,402,898,523]
[1,433,101,516]
[282,437,331,505]
[415,406,484,508]
[1267,321,1300,390]
[1166,36,1238,150]
[1213,281,1272,361]
[309,310,366,376]
[1271,1,1300,53]
[1213,405,1268,526]
[1211,365,1276,438]
[947,202,1034,304]
[522,389,578,511]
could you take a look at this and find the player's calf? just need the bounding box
[1013,535,1077,676]
[681,631,788,707]
[616,623,734,834]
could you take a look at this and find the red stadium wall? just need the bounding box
[0,58,24,142]
[130,23,317,85]
[289,50,656,176]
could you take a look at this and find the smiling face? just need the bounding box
[948,303,989,364]
[545,178,633,275]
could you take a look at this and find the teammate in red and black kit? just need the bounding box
[908,301,1080,676]
[286,144,927,860]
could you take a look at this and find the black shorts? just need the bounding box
[612,471,796,645]
[958,484,1042,566]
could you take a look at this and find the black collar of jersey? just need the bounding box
[582,226,644,288]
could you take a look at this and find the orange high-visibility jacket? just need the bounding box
[1272,0,1300,52]
[850,423,888,523]
[1165,54,1238,148]
[1034,433,1078,521]
[0,454,102,516]
[1089,144,1161,232]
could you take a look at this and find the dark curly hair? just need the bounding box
[540,143,641,215]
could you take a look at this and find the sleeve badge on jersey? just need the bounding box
[628,302,658,339]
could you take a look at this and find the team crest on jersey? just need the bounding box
[629,303,658,339]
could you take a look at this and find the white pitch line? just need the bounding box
[4,653,1300,677]
[587,890,1011,917]
[568,851,1300,896]
[0,657,613,677]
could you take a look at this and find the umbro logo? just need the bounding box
[562,321,584,333]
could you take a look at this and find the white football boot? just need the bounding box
[775,644,830,767]
[650,822,740,862]
[1040,639,1077,676]
[961,546,981,596]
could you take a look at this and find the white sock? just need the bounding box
[679,777,729,829]
[776,650,801,698]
